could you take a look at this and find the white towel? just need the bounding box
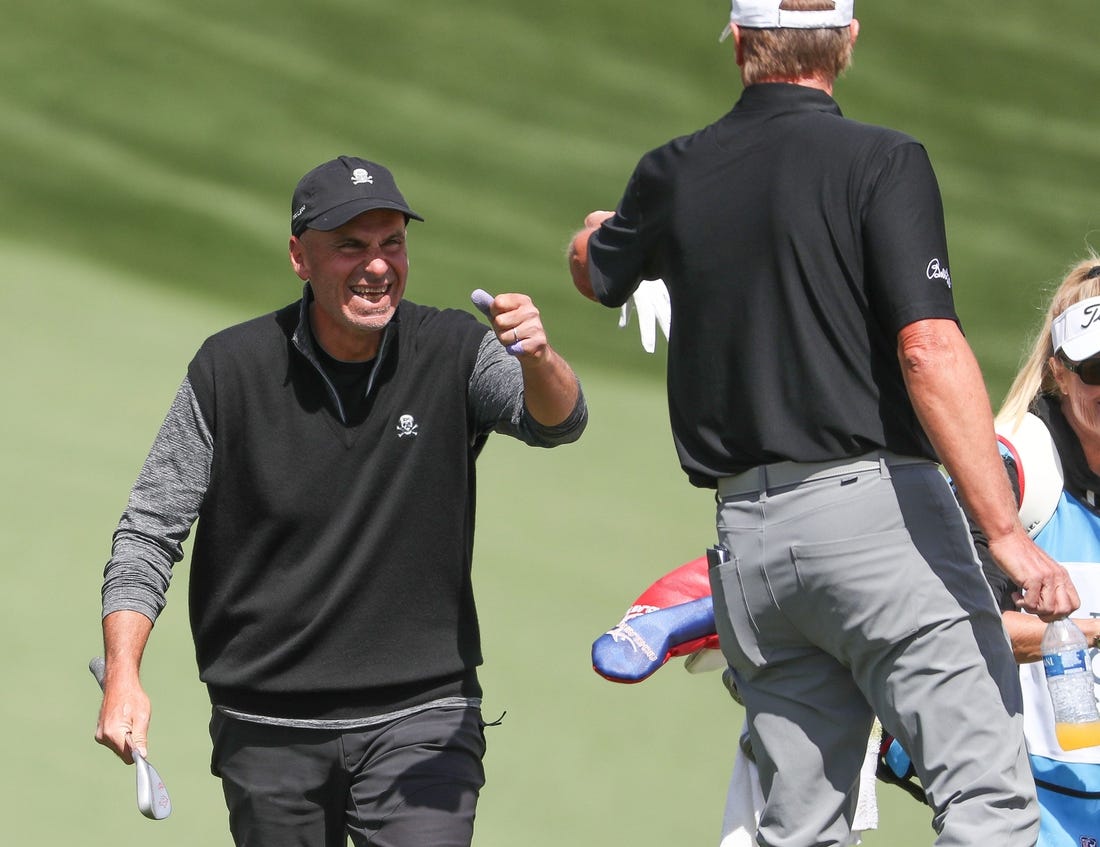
[719,720,881,846]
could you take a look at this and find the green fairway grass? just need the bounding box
[3,1,1099,844]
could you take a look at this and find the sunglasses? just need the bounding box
[1060,354,1100,386]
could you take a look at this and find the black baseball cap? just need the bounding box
[290,156,423,236]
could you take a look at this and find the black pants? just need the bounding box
[209,704,487,847]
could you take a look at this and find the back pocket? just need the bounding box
[789,528,921,653]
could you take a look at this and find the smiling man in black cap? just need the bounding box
[94,155,587,847]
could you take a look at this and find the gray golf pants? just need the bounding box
[709,453,1038,847]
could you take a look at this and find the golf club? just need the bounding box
[89,657,172,820]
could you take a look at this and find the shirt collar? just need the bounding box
[735,82,843,117]
[291,282,398,366]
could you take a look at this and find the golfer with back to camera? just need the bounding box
[94,155,587,847]
[568,2,1078,845]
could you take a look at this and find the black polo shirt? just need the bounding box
[588,83,958,487]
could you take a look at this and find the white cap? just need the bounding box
[1051,295,1100,361]
[720,1,854,41]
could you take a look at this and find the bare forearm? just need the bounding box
[96,610,155,761]
[102,609,154,683]
[898,319,1017,540]
[520,349,582,427]
[1003,610,1100,663]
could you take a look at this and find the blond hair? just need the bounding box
[998,252,1100,428]
[738,0,854,85]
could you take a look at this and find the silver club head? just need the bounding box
[132,746,172,820]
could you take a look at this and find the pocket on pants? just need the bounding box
[709,555,768,668]
[789,528,921,653]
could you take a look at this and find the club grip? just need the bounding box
[470,288,494,318]
[89,656,107,691]
[469,289,523,355]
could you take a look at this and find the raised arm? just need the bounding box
[473,291,584,428]
[568,211,615,302]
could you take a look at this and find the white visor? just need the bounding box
[1051,295,1100,361]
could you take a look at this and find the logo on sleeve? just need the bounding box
[927,258,952,289]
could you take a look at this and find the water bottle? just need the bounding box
[1041,618,1100,750]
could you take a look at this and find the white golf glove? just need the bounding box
[618,278,671,353]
